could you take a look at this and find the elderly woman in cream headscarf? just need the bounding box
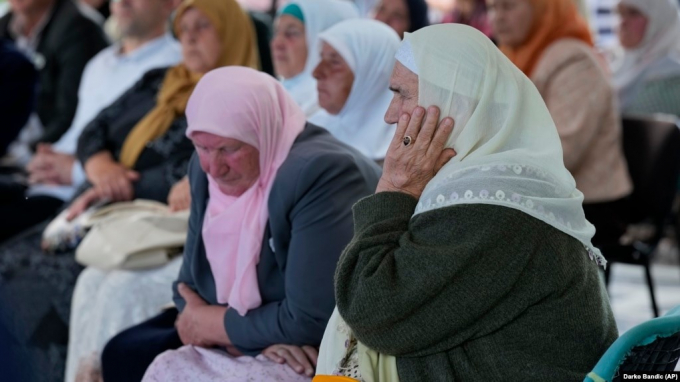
[613,0,680,116]
[313,24,617,381]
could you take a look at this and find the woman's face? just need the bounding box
[374,0,411,38]
[384,61,419,124]
[192,132,260,197]
[456,0,477,18]
[617,3,648,49]
[178,7,223,74]
[487,0,534,48]
[312,42,355,115]
[271,15,308,79]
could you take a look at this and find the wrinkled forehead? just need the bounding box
[190,131,245,148]
[389,61,419,96]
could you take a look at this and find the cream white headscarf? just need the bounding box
[400,24,605,266]
[310,19,400,160]
[318,24,605,381]
[613,0,680,108]
[278,0,359,117]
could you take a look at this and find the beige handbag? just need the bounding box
[75,200,190,270]
[42,199,167,252]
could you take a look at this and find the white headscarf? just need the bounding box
[398,24,605,266]
[613,0,680,108]
[353,0,377,17]
[310,19,400,160]
[278,0,359,117]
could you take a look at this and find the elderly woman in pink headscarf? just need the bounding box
[99,66,380,382]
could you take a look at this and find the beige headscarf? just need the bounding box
[118,0,259,168]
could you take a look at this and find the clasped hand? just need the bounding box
[66,153,140,220]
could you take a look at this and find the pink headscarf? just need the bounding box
[185,67,306,316]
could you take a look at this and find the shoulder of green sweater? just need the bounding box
[354,192,591,266]
[354,191,554,231]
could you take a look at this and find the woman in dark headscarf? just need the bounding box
[374,0,429,38]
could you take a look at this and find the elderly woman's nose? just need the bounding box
[271,33,285,49]
[312,63,324,80]
[384,100,400,124]
[183,27,199,43]
[208,154,226,177]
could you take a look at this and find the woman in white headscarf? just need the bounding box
[309,19,400,162]
[313,24,617,381]
[271,0,359,117]
[613,0,680,116]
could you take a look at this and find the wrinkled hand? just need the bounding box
[175,283,230,348]
[85,152,139,201]
[168,176,191,212]
[26,144,76,185]
[376,106,456,199]
[66,188,109,221]
[263,344,318,377]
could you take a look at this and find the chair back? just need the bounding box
[584,305,680,382]
[621,115,680,233]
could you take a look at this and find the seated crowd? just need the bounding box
[0,0,678,381]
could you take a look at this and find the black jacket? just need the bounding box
[0,39,36,156]
[76,67,194,202]
[0,0,108,144]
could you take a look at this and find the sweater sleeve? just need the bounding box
[335,192,547,358]
[224,153,371,354]
[542,53,606,172]
[131,157,190,203]
[75,104,115,165]
[131,120,194,202]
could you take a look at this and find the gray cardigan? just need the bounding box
[173,124,381,355]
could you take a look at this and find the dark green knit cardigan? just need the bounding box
[335,192,618,382]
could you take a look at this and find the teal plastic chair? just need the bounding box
[584,305,680,382]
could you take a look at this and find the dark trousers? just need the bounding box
[101,308,182,382]
[0,176,63,243]
[583,197,631,248]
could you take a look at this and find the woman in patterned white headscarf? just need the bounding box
[315,23,617,382]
